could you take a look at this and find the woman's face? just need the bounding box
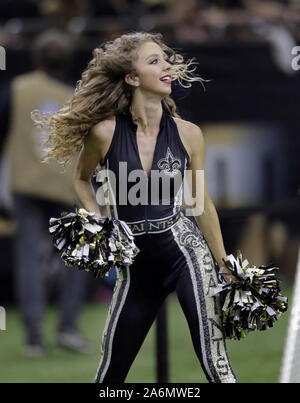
[130,41,172,96]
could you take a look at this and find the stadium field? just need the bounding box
[0,285,292,383]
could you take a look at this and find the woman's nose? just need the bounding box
[163,60,171,70]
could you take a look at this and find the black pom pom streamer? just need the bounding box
[214,250,288,340]
[49,208,140,278]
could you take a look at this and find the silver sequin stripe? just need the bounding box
[171,216,238,383]
[94,265,130,383]
[106,158,119,219]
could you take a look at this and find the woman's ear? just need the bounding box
[124,73,137,87]
[124,74,130,85]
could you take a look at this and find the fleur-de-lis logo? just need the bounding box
[157,147,181,177]
[178,217,206,249]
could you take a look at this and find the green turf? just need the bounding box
[0,284,292,383]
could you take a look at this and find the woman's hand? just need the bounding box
[94,215,105,224]
[218,265,239,284]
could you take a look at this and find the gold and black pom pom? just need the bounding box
[214,250,288,340]
[49,208,140,278]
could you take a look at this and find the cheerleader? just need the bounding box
[34,31,238,383]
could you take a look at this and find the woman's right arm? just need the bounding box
[72,119,113,220]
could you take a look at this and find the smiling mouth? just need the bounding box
[160,76,172,85]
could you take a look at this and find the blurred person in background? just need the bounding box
[0,29,92,357]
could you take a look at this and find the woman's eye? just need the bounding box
[150,58,170,64]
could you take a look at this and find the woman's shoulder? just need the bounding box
[90,114,116,141]
[172,116,204,151]
[88,115,117,165]
[172,116,202,135]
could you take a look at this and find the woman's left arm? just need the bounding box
[185,122,235,282]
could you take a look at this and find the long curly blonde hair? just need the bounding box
[31,31,206,175]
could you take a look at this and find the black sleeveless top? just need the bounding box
[98,105,190,222]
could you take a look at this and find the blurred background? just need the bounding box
[0,0,299,383]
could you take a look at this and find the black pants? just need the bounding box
[94,212,238,383]
[12,193,89,345]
